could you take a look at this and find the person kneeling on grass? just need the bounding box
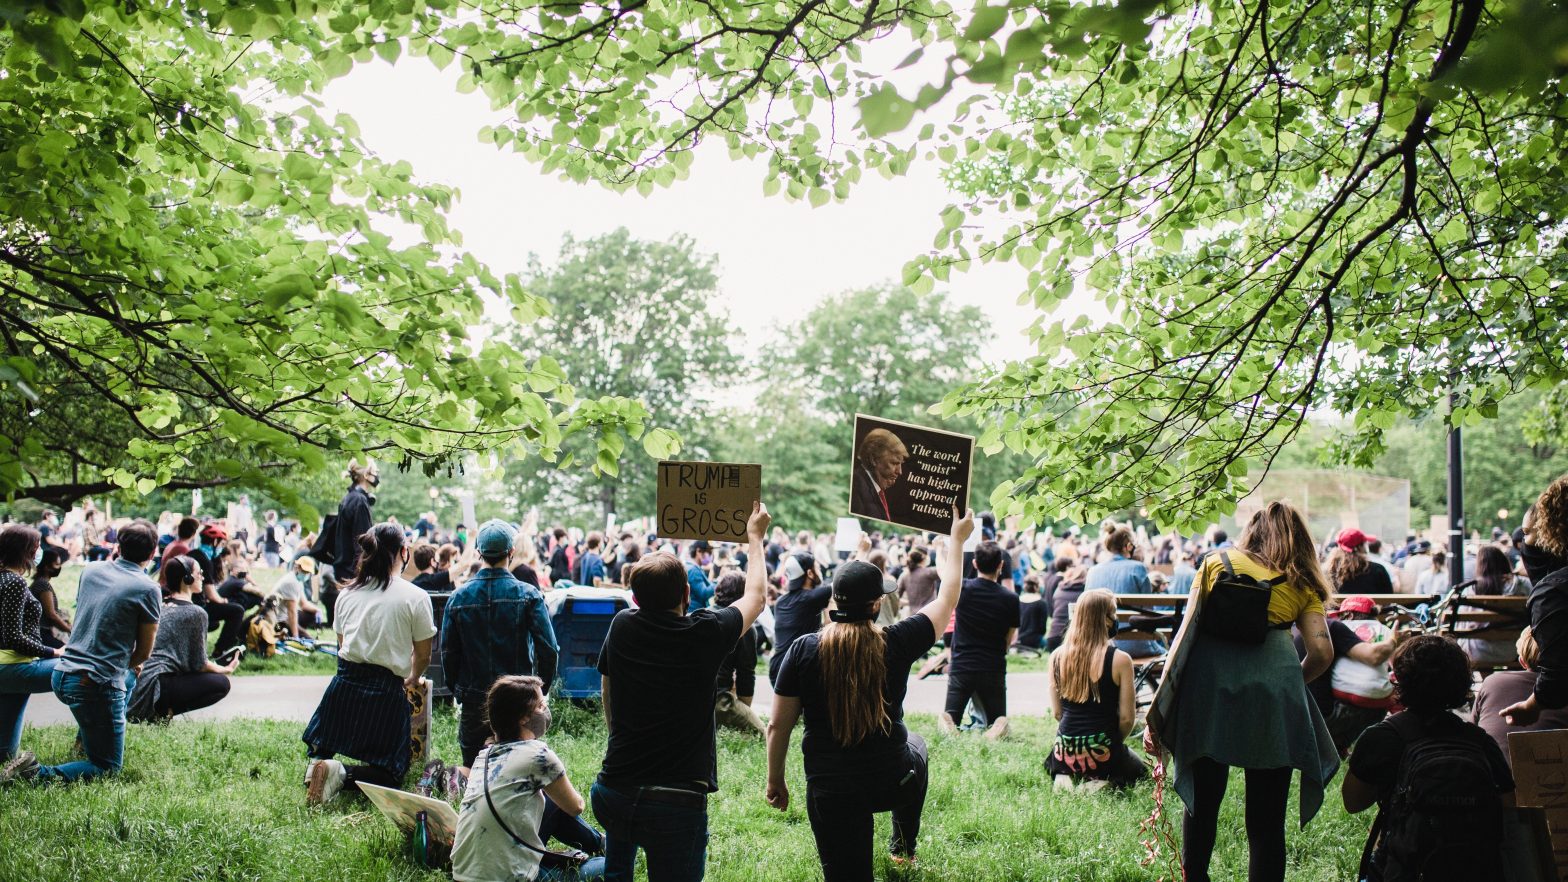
[766,509,973,882]
[301,523,436,804]
[1044,589,1145,791]
[127,556,239,722]
[713,571,765,736]
[453,675,605,882]
[1342,634,1514,882]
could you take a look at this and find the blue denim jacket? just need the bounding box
[1084,555,1153,595]
[441,568,559,700]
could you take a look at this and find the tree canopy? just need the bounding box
[4,0,1563,528]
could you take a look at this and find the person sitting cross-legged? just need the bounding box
[453,675,605,882]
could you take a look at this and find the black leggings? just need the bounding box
[805,735,929,882]
[1182,759,1292,882]
[154,672,231,717]
[199,599,245,655]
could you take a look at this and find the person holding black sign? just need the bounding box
[765,508,973,882]
[590,502,771,882]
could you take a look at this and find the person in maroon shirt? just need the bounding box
[161,517,199,570]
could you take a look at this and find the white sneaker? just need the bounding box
[1053,774,1075,791]
[306,759,346,805]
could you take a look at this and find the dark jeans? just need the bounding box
[153,672,231,717]
[542,795,607,854]
[1182,758,1292,882]
[36,669,131,783]
[944,670,1008,724]
[591,780,708,882]
[197,597,245,655]
[805,734,930,882]
[458,693,490,768]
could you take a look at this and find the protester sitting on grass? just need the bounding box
[127,556,239,722]
[1146,501,1338,882]
[302,523,436,804]
[592,502,770,882]
[940,539,1019,740]
[217,562,266,612]
[712,572,765,736]
[271,555,322,638]
[1044,565,1088,652]
[1342,635,1514,881]
[1473,627,1568,766]
[443,519,559,772]
[0,525,63,764]
[1012,574,1048,656]
[767,509,972,882]
[5,520,161,785]
[29,546,71,650]
[1501,474,1568,725]
[1044,589,1144,790]
[453,675,605,882]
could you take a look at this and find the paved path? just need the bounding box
[25,671,1055,727]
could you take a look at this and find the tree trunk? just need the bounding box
[600,482,616,527]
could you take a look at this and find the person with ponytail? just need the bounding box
[766,509,974,882]
[127,555,238,722]
[1146,501,1338,882]
[301,523,436,804]
[1044,589,1144,789]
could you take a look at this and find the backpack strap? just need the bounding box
[1220,552,1236,577]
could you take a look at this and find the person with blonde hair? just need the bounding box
[1147,501,1338,882]
[1473,627,1568,765]
[1045,589,1143,789]
[766,509,973,881]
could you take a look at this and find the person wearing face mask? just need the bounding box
[1500,474,1568,726]
[301,523,436,804]
[30,545,71,649]
[326,459,380,627]
[1044,589,1144,790]
[684,540,715,612]
[453,674,605,882]
[0,525,64,764]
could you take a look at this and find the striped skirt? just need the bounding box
[301,659,412,779]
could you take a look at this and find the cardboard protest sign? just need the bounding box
[1511,729,1568,879]
[657,461,762,543]
[849,414,973,534]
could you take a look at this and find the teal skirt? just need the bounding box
[1168,629,1340,826]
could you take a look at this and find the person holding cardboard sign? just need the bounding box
[765,508,974,882]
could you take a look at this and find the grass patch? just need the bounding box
[2,703,1370,881]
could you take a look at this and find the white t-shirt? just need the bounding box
[272,573,304,602]
[333,577,436,679]
[453,740,566,882]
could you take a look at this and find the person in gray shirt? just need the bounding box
[3,520,161,784]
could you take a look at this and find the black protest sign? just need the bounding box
[848,414,973,534]
[656,461,762,543]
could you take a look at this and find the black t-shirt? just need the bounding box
[510,563,540,588]
[774,613,936,780]
[1338,564,1393,595]
[597,605,745,792]
[549,546,571,584]
[1349,711,1514,803]
[949,579,1021,675]
[716,624,758,698]
[1294,618,1363,715]
[962,551,1014,584]
[1017,596,1048,648]
[772,586,832,662]
[413,570,452,593]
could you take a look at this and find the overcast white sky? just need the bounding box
[321,60,1042,362]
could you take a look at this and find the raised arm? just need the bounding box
[917,509,976,644]
[733,502,772,631]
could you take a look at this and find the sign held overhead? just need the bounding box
[657,461,763,543]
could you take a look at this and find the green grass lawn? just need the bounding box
[1,702,1372,881]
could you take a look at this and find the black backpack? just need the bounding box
[1199,552,1283,644]
[1360,712,1505,882]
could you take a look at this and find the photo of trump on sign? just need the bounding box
[848,414,974,534]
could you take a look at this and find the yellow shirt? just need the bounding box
[1194,550,1325,625]
[0,649,41,665]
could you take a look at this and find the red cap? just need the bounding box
[1338,595,1377,616]
[1337,528,1370,552]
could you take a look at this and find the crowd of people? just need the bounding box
[3,466,1568,882]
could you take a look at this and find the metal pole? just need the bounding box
[1447,388,1464,592]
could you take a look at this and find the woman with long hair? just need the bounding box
[301,523,436,804]
[0,525,61,762]
[1147,502,1338,882]
[1045,589,1144,789]
[1325,528,1392,595]
[766,510,973,881]
[1460,545,1532,668]
[127,556,237,722]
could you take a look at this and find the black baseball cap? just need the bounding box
[829,560,894,623]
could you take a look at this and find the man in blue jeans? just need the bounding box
[2,520,160,784]
[592,503,771,881]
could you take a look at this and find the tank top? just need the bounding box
[1056,646,1120,738]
